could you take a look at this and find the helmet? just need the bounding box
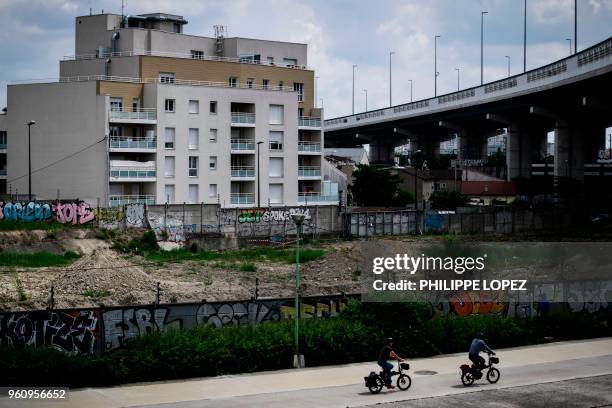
[475,332,484,339]
[385,337,394,344]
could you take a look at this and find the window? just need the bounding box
[293,83,304,102]
[189,100,199,114]
[0,131,6,147]
[159,72,175,84]
[132,98,140,111]
[209,128,217,142]
[209,184,217,198]
[247,78,254,88]
[188,128,199,150]
[188,184,199,204]
[269,105,284,125]
[278,81,284,90]
[269,131,283,151]
[164,185,175,204]
[189,156,198,177]
[210,101,217,114]
[164,127,175,149]
[239,54,260,63]
[165,99,175,112]
[209,156,217,170]
[269,158,283,177]
[283,58,298,66]
[191,50,204,59]
[164,156,175,177]
[298,107,304,117]
[267,56,274,64]
[229,77,237,88]
[109,126,120,137]
[263,79,269,89]
[110,97,122,111]
[269,184,283,204]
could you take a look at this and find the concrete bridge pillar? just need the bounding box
[369,140,395,163]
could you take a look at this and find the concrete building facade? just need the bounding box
[1,12,336,207]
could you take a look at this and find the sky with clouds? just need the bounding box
[0,0,611,118]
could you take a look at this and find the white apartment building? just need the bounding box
[1,12,338,207]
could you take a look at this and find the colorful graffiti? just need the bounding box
[0,201,53,222]
[53,202,95,225]
[125,203,145,226]
[238,208,312,224]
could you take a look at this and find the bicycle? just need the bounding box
[364,360,412,394]
[459,351,500,386]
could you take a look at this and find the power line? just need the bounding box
[7,137,107,184]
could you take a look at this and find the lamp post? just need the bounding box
[352,64,357,114]
[523,0,527,72]
[481,11,488,85]
[389,51,395,106]
[408,79,413,102]
[290,212,306,368]
[256,141,264,208]
[363,89,368,112]
[434,35,440,96]
[455,68,460,91]
[504,56,511,77]
[566,38,572,55]
[27,120,36,201]
[574,0,577,53]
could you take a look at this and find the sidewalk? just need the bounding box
[2,337,612,408]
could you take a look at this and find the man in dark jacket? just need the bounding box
[469,332,494,370]
[378,337,403,389]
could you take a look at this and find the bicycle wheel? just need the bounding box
[461,371,475,386]
[368,376,384,394]
[487,368,500,384]
[397,374,412,390]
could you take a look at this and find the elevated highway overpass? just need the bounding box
[324,37,612,182]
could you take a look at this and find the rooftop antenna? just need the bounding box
[214,25,226,56]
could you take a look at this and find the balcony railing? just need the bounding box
[110,108,156,121]
[0,168,6,176]
[110,136,156,150]
[298,117,321,128]
[298,192,339,203]
[298,166,321,177]
[230,193,255,205]
[110,166,156,179]
[298,141,321,152]
[231,166,255,178]
[109,195,156,207]
[231,112,256,125]
[231,139,255,151]
[0,143,6,149]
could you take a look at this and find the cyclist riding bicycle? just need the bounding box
[378,337,403,389]
[469,332,495,370]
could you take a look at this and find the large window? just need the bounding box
[164,185,175,204]
[210,101,217,114]
[189,156,199,177]
[188,128,199,150]
[188,184,199,204]
[269,131,284,151]
[164,156,175,177]
[263,79,270,89]
[165,99,175,112]
[269,105,284,125]
[229,77,237,88]
[293,83,304,102]
[209,184,217,198]
[164,128,175,149]
[189,100,199,114]
[269,184,283,204]
[269,158,283,178]
[159,72,175,84]
[110,97,122,111]
[191,50,204,59]
[209,128,218,142]
[283,58,298,66]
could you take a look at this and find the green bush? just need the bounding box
[0,251,80,267]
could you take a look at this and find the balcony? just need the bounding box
[231,139,256,152]
[110,136,156,152]
[231,166,255,179]
[231,112,256,126]
[298,192,339,204]
[298,141,321,153]
[230,193,255,205]
[0,168,6,177]
[298,117,321,129]
[109,195,156,207]
[110,108,157,124]
[298,166,321,178]
[109,163,156,181]
[0,143,6,151]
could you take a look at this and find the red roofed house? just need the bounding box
[461,181,517,206]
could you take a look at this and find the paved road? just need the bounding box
[373,374,612,408]
[1,338,611,408]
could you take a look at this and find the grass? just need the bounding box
[12,273,27,301]
[0,251,80,267]
[239,263,257,273]
[82,289,111,298]
[0,220,88,231]
[143,247,326,265]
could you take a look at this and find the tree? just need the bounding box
[429,190,470,210]
[350,165,405,206]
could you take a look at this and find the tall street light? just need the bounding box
[256,141,264,208]
[434,35,440,96]
[481,11,488,85]
[566,38,572,55]
[574,0,577,53]
[363,89,368,112]
[352,64,357,114]
[389,51,395,106]
[455,68,460,91]
[290,212,306,368]
[504,56,511,77]
[523,0,527,72]
[408,79,413,102]
[27,120,36,201]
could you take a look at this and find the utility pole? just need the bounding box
[434,35,440,96]
[408,79,413,102]
[455,68,460,91]
[574,0,577,53]
[363,89,368,112]
[352,64,357,114]
[524,0,527,72]
[481,11,488,85]
[389,51,395,106]
[505,56,511,77]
